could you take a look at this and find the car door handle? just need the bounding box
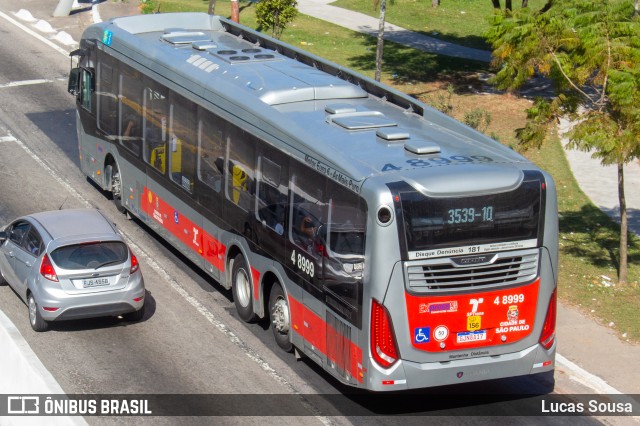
[25,261,32,267]
[8,251,14,258]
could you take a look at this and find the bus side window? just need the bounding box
[97,56,118,136]
[257,155,287,235]
[169,93,197,193]
[143,80,168,174]
[289,167,327,258]
[226,126,255,211]
[119,63,142,157]
[323,183,367,310]
[198,110,225,192]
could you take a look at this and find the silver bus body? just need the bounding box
[68,12,558,391]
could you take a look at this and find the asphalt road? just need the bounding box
[0,3,622,425]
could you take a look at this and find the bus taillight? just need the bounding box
[539,289,557,350]
[371,299,399,368]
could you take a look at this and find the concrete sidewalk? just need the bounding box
[560,118,640,235]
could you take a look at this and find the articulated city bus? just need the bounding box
[68,12,558,391]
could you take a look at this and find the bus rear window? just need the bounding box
[399,172,543,253]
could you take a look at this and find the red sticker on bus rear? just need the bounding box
[405,279,540,352]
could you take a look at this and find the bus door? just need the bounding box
[224,126,256,242]
[197,109,226,278]
[141,78,169,233]
[288,171,328,364]
[70,43,97,178]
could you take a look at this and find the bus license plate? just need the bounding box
[83,278,110,288]
[456,330,487,343]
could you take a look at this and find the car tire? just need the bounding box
[269,283,293,352]
[231,254,257,323]
[28,294,49,332]
[124,303,146,322]
[0,269,7,285]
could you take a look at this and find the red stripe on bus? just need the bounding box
[251,267,261,301]
[405,279,540,351]
[141,187,363,382]
[202,231,226,272]
[289,295,363,383]
[142,186,226,272]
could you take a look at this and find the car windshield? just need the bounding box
[50,241,128,270]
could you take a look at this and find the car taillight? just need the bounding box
[539,289,557,350]
[371,299,399,368]
[40,254,59,282]
[130,250,139,274]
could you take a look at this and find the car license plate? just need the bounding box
[82,277,110,288]
[456,330,487,343]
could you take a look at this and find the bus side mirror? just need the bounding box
[68,68,80,96]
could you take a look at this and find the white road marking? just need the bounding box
[555,353,621,394]
[0,79,55,89]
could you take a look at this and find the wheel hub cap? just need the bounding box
[272,298,290,333]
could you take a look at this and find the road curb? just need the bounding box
[0,310,88,425]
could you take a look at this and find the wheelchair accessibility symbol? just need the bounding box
[414,327,431,344]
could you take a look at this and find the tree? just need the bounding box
[208,0,216,15]
[256,0,298,39]
[485,0,640,284]
[372,0,395,82]
[373,0,387,82]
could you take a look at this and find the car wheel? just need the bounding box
[28,294,49,332]
[0,269,6,285]
[231,254,257,323]
[124,303,146,322]
[269,283,293,352]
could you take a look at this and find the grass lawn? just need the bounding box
[142,0,640,342]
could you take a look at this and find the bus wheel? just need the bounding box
[108,163,126,214]
[269,283,293,352]
[231,254,257,323]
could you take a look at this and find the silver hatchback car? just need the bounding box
[0,209,145,331]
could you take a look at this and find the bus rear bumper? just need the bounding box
[367,342,556,391]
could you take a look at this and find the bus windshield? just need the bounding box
[399,173,543,252]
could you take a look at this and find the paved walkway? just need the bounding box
[297,0,492,62]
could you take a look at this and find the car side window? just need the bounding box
[9,222,30,246]
[23,228,43,257]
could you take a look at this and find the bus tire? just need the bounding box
[269,283,293,352]
[231,254,257,323]
[108,163,126,214]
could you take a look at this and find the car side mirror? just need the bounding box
[0,231,6,243]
